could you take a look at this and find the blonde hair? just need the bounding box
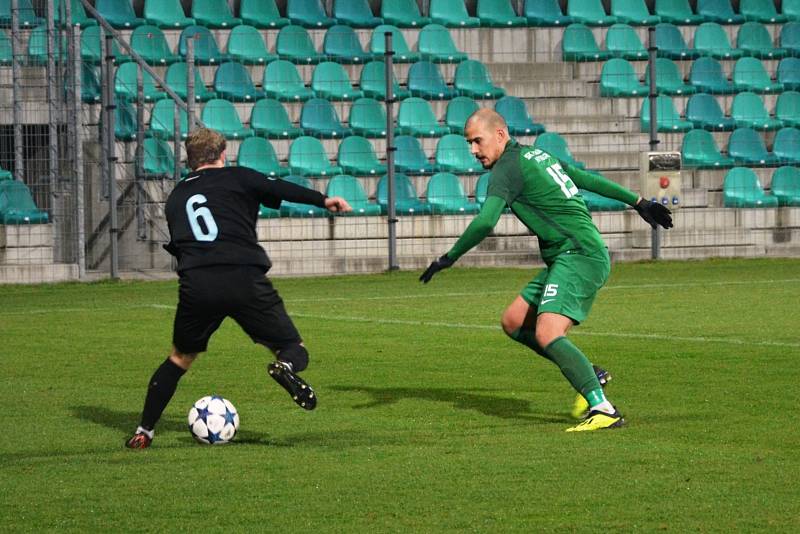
[185,128,226,170]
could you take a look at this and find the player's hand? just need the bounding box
[419,254,455,284]
[634,198,673,229]
[324,196,352,213]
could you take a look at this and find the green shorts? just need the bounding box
[520,248,611,325]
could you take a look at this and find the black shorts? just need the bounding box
[172,265,301,354]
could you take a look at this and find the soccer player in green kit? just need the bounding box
[420,109,673,431]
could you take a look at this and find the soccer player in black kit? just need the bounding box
[126,128,351,449]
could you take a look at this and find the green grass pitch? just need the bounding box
[2,258,799,531]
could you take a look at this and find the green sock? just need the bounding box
[543,336,603,400]
[508,327,547,357]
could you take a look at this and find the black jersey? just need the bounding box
[164,166,326,272]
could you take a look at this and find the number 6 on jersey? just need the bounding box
[186,194,218,242]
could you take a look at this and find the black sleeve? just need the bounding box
[242,168,327,209]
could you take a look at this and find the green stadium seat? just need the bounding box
[377,173,432,214]
[740,0,788,23]
[240,0,289,29]
[179,25,230,65]
[371,24,419,63]
[534,132,586,168]
[325,24,373,64]
[337,135,387,175]
[562,23,612,61]
[477,0,526,27]
[697,0,745,24]
[454,59,506,99]
[426,172,480,214]
[143,0,194,29]
[580,189,628,211]
[606,23,648,60]
[300,98,352,138]
[727,127,780,165]
[567,0,619,26]
[259,205,281,218]
[655,23,700,60]
[0,0,41,27]
[611,0,661,26]
[81,63,102,103]
[599,58,648,97]
[640,95,694,132]
[0,167,11,180]
[138,137,175,178]
[115,99,139,141]
[191,0,242,28]
[772,127,800,164]
[395,135,437,174]
[165,62,216,102]
[0,30,10,65]
[723,167,779,206]
[227,25,277,65]
[263,60,315,101]
[349,97,389,137]
[733,57,784,93]
[475,171,490,205]
[525,0,574,26]
[289,136,343,176]
[407,61,456,100]
[81,26,130,65]
[333,0,383,28]
[446,96,479,134]
[148,98,189,139]
[778,58,800,90]
[654,0,704,24]
[737,21,788,59]
[325,174,382,215]
[770,166,800,205]
[685,93,737,130]
[130,25,181,65]
[95,0,144,29]
[645,57,697,95]
[397,97,451,137]
[287,0,337,28]
[236,137,289,177]
[27,26,67,66]
[694,22,745,59]
[311,61,364,101]
[276,24,325,64]
[280,175,329,217]
[55,0,97,27]
[251,98,303,138]
[435,134,482,174]
[417,24,468,63]
[781,22,800,56]
[731,91,784,130]
[785,0,800,20]
[214,61,265,101]
[200,98,254,139]
[381,0,430,28]
[429,0,480,28]
[681,128,735,167]
[775,91,800,127]
[495,96,545,135]
[114,62,167,102]
[0,180,48,224]
[689,57,736,95]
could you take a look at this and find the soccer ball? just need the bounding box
[187,395,239,445]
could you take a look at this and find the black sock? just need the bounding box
[139,358,186,431]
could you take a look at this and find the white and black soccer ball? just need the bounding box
[187,395,239,445]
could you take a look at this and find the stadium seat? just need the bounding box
[333,0,383,28]
[325,174,382,215]
[376,173,432,214]
[381,0,430,28]
[775,91,800,127]
[426,172,480,214]
[696,0,745,24]
[143,0,193,28]
[436,134,482,174]
[287,0,337,28]
[0,0,41,27]
[785,0,800,20]
[325,24,373,64]
[477,0,526,27]
[689,57,736,95]
[311,62,364,101]
[723,167,779,206]
[397,97,451,137]
[0,30,10,66]
[429,0,480,28]
[81,63,102,103]
[446,96,480,134]
[645,57,697,95]
[737,22,788,59]
[371,25,420,63]
[653,0,704,25]
[227,25,277,64]
[259,205,281,218]
[276,25,325,64]
[655,22,700,60]
[179,25,230,65]
[82,26,130,65]
[138,137,176,178]
[599,58,648,97]
[474,172,490,206]
[778,57,800,90]
[280,175,329,217]
[525,0,574,26]
[191,0,241,28]
[55,0,98,27]
[0,166,11,180]
[693,22,745,59]
[337,135,387,175]
[495,96,545,135]
[681,128,735,167]
[733,57,784,93]
[727,127,780,165]
[772,127,800,164]
[731,91,784,130]
[580,189,628,211]
[562,23,613,61]
[114,62,167,102]
[263,60,315,102]
[115,99,139,141]
[288,136,342,175]
[417,24,468,64]
[408,61,457,100]
[165,62,216,102]
[349,97,389,137]
[770,166,800,205]
[686,93,737,130]
[95,0,144,29]
[237,137,289,177]
[781,22,800,56]
[361,61,409,100]
[251,98,303,139]
[605,23,648,60]
[299,98,352,138]
[534,132,586,168]
[213,61,265,101]
[0,179,48,224]
[740,0,788,23]
[454,60,506,99]
[640,95,694,132]
[610,0,660,26]
[395,135,437,174]
[567,0,618,26]
[130,25,181,65]
[200,99,254,139]
[148,99,189,139]
[240,0,288,28]
[27,26,67,66]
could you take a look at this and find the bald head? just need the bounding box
[464,109,510,169]
[465,109,508,133]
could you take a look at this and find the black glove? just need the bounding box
[419,254,455,284]
[634,199,673,229]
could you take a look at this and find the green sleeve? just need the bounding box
[564,163,640,206]
[446,196,506,261]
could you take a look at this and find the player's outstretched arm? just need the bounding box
[324,196,352,213]
[634,197,673,229]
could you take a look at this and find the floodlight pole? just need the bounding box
[385,32,399,271]
[647,26,661,260]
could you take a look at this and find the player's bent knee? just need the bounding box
[169,350,198,370]
[277,343,309,372]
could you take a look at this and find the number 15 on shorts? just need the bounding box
[541,284,558,305]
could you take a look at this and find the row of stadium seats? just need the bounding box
[681,127,799,167]
[724,166,800,206]
[0,173,49,224]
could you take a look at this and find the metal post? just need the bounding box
[186,36,196,131]
[73,26,86,278]
[46,0,59,208]
[173,109,182,180]
[98,26,109,200]
[104,35,119,279]
[647,26,661,259]
[11,0,24,183]
[136,66,146,240]
[384,32,399,271]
